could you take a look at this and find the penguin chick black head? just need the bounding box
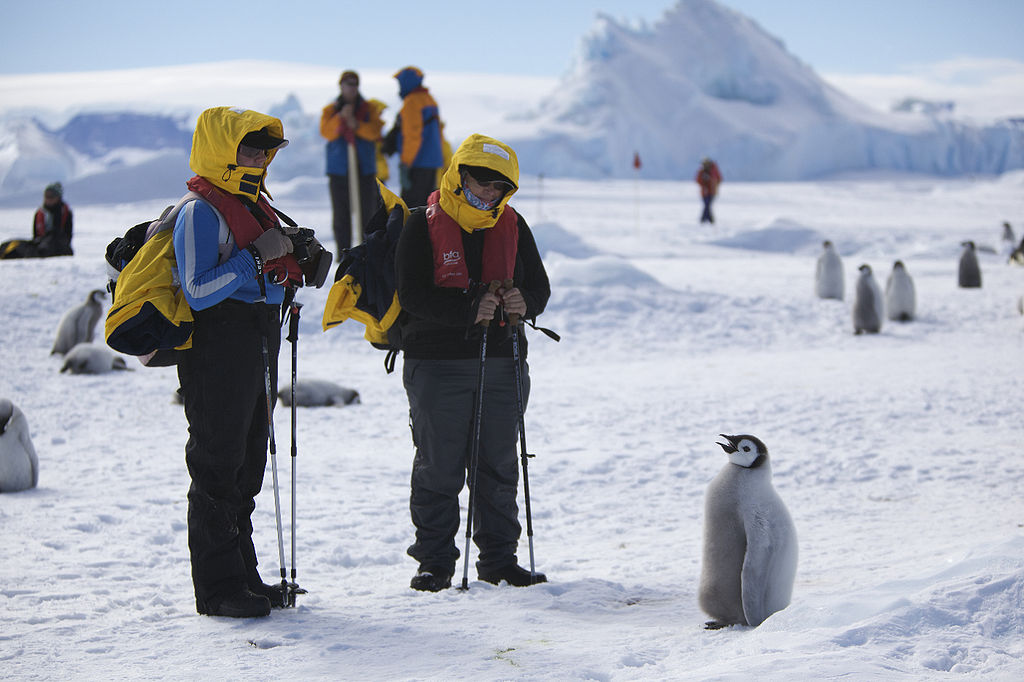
[0,398,12,434]
[858,264,872,275]
[717,434,768,468]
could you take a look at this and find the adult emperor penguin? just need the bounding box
[60,343,129,374]
[885,260,916,322]
[814,240,845,300]
[699,434,797,629]
[852,264,883,334]
[52,289,106,355]
[958,241,982,288]
[0,398,39,493]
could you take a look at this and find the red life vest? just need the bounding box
[186,175,302,285]
[34,204,71,238]
[425,190,518,289]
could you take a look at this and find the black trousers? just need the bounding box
[328,173,381,250]
[401,167,439,210]
[177,300,280,605]
[403,357,528,576]
[700,195,716,223]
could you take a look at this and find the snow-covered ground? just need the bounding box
[1,172,1022,679]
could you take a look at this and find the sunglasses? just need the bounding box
[467,174,514,192]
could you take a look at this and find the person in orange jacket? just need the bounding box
[695,157,722,224]
[321,70,384,249]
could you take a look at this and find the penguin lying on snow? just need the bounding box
[0,398,39,492]
[853,264,884,334]
[699,434,798,630]
[278,379,360,407]
[52,289,106,355]
[60,343,129,375]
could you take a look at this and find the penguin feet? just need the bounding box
[703,620,735,630]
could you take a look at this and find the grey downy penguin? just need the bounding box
[885,260,916,322]
[52,289,106,355]
[279,379,361,407]
[958,241,982,288]
[852,264,883,334]
[0,398,39,492]
[699,434,798,629]
[60,343,129,374]
[814,240,844,300]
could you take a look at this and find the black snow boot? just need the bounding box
[249,580,291,608]
[197,588,271,618]
[478,564,547,587]
[410,569,452,592]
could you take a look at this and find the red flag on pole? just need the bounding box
[633,152,642,170]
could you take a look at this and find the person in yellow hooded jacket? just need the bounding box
[394,134,550,591]
[173,106,320,618]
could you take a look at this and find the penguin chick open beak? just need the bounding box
[717,434,739,454]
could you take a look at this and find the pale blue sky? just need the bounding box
[2,0,1022,77]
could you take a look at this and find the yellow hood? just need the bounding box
[438,134,519,232]
[189,107,286,202]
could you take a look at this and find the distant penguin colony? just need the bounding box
[884,260,916,322]
[279,379,361,407]
[51,289,106,355]
[699,434,798,629]
[814,240,845,300]
[852,264,884,334]
[60,343,129,375]
[958,241,982,288]
[0,398,39,493]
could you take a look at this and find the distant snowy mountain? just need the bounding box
[1,0,1023,205]
[506,0,1024,180]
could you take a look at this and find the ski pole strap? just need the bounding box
[526,318,560,342]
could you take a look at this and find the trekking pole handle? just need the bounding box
[479,280,501,327]
[501,278,521,327]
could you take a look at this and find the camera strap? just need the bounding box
[269,205,298,228]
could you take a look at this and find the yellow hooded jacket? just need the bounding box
[322,181,409,344]
[438,133,519,232]
[105,107,287,360]
[190,107,286,203]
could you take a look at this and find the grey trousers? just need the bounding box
[403,356,529,576]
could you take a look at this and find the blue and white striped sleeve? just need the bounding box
[173,199,259,310]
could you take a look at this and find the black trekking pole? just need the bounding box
[284,299,308,606]
[458,281,500,591]
[503,279,538,579]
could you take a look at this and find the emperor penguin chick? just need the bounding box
[852,264,883,334]
[958,241,982,288]
[52,289,106,355]
[699,434,797,629]
[814,240,845,300]
[0,398,39,492]
[885,260,916,322]
[60,343,129,375]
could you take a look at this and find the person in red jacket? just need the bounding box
[695,158,722,224]
[33,182,74,256]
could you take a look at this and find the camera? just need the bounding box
[286,227,333,288]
